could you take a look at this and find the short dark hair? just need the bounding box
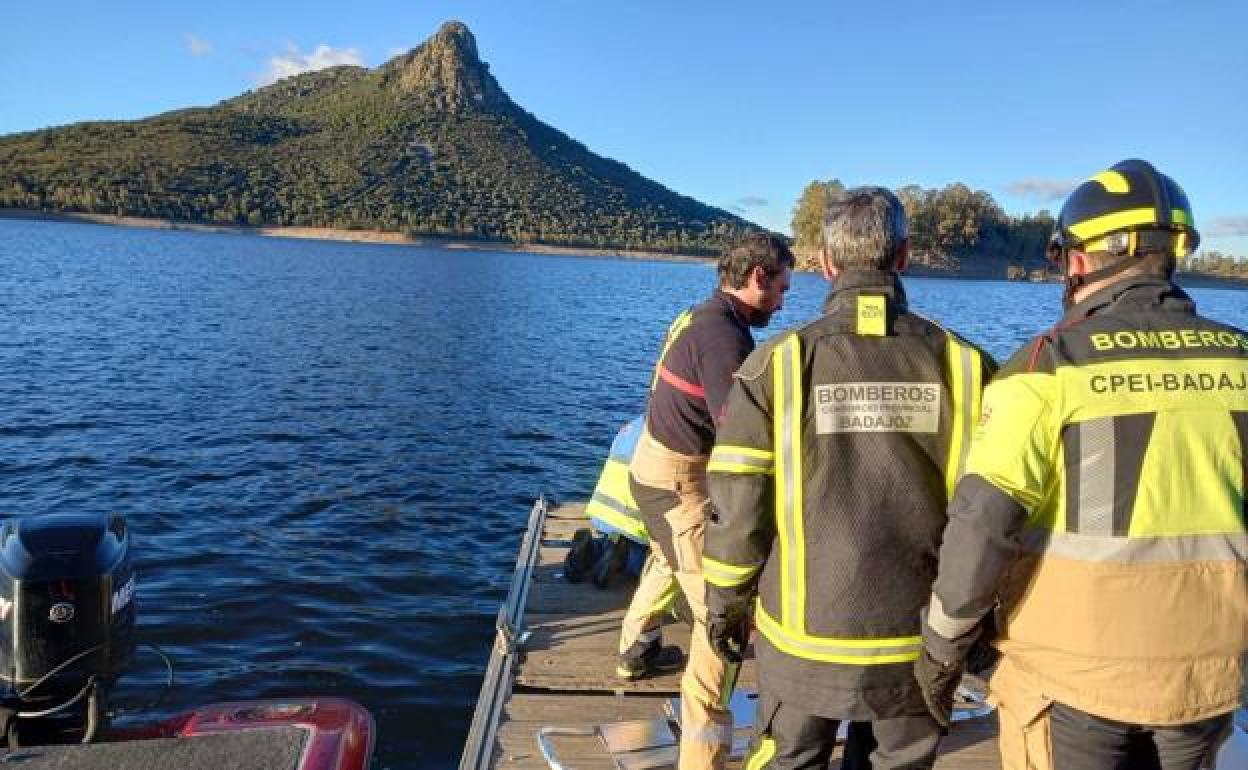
[718,232,795,289]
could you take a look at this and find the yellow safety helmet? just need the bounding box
[1048,159,1200,265]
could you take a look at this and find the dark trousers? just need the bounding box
[1048,702,1232,770]
[842,722,877,770]
[748,696,943,770]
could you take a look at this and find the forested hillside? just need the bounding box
[0,22,751,254]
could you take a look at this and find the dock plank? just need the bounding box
[476,500,1002,770]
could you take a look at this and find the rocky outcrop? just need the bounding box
[383,21,509,111]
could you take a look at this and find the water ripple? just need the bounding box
[2,219,1245,769]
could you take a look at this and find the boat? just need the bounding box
[0,512,374,769]
[5,697,373,770]
[461,496,1248,770]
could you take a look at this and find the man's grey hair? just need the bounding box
[822,186,908,271]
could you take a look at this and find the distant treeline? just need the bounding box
[791,178,1244,280]
[791,179,1054,276]
[1186,251,1248,280]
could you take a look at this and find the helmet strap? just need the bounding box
[1061,253,1145,310]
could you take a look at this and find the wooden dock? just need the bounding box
[460,498,1002,770]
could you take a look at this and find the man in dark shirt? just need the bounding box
[617,233,794,770]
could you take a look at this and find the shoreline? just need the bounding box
[0,208,712,265]
[3,208,1245,290]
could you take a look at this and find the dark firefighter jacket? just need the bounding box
[705,270,994,719]
[928,275,1248,725]
[584,290,754,543]
[645,291,756,458]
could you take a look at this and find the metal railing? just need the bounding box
[458,495,548,770]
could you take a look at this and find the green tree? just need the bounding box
[790,178,845,254]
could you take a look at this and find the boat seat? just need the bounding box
[0,726,308,770]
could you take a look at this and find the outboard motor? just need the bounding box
[0,513,135,746]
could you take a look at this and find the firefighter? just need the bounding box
[705,187,994,769]
[916,159,1248,770]
[619,232,794,770]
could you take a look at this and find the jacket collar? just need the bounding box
[1060,274,1195,324]
[710,289,757,330]
[822,270,908,315]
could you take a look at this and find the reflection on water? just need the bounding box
[1,218,1244,768]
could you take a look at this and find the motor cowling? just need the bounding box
[0,513,135,712]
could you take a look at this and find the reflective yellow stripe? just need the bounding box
[855,294,887,336]
[745,735,777,770]
[1079,235,1115,254]
[788,339,805,629]
[703,556,761,587]
[651,310,694,389]
[640,576,681,616]
[586,455,648,542]
[586,495,648,542]
[1091,170,1130,193]
[1174,231,1188,256]
[712,445,773,460]
[1067,207,1192,241]
[772,335,804,629]
[708,461,773,474]
[717,660,741,709]
[944,336,981,499]
[755,602,921,664]
[708,445,774,475]
[772,341,789,623]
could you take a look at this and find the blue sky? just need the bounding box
[3,0,1246,255]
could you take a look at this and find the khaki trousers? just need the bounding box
[618,430,734,770]
[618,549,681,655]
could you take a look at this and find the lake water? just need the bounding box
[1,218,1244,768]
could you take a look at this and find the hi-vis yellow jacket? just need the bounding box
[928,277,1248,725]
[585,416,649,543]
[705,271,993,719]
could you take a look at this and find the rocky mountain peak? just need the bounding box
[431,21,479,61]
[387,20,508,110]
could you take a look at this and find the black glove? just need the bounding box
[914,646,963,731]
[965,610,1001,675]
[706,609,749,664]
[916,604,988,730]
[965,637,1001,675]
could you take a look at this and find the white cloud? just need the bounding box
[736,196,768,208]
[259,44,364,85]
[187,34,213,57]
[1004,178,1077,203]
[1207,215,1248,237]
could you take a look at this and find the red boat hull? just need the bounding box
[112,697,374,770]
